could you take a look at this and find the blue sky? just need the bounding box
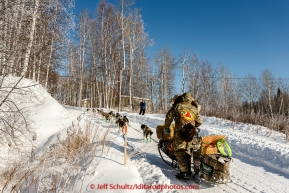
[74,0,289,92]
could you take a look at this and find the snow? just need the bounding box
[1,76,289,193]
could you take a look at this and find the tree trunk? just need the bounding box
[21,0,39,76]
[118,68,122,112]
[45,37,54,89]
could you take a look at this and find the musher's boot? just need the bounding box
[192,174,202,184]
[175,172,190,180]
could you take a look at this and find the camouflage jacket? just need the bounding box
[164,93,202,133]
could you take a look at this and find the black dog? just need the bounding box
[123,116,129,125]
[116,118,126,129]
[141,124,153,142]
[108,111,115,118]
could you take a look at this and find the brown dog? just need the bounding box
[101,111,111,122]
[116,117,126,129]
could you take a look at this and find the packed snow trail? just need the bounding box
[66,108,289,193]
[121,113,289,193]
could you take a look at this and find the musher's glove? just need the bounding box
[164,128,170,134]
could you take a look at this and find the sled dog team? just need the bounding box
[90,108,153,142]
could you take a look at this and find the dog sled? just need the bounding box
[156,125,232,184]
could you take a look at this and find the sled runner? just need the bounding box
[157,126,232,185]
[158,140,179,168]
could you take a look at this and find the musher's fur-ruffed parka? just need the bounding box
[164,92,203,174]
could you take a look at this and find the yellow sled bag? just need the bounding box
[201,135,226,155]
[156,124,175,141]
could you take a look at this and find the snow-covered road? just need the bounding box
[84,110,289,193]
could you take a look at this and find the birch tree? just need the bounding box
[21,0,39,76]
[196,60,218,114]
[260,69,276,118]
[77,10,90,106]
[154,47,176,111]
[240,74,260,113]
[126,9,152,110]
[117,0,134,111]
[188,53,201,99]
[179,49,192,93]
[217,65,236,115]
